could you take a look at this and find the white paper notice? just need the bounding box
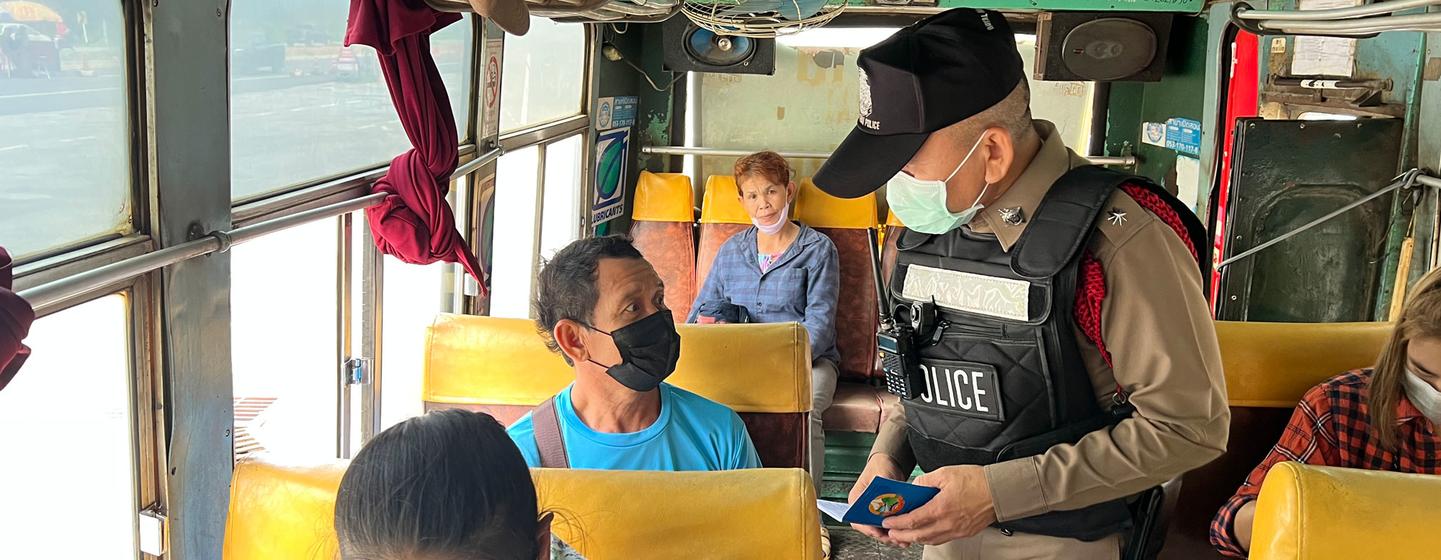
[1175,156,1201,213]
[1291,0,1360,77]
[817,500,851,522]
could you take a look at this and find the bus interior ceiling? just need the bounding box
[5,0,1441,558]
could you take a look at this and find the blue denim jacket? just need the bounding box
[686,224,841,363]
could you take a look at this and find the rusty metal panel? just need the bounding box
[1217,118,1403,322]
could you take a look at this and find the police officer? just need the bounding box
[812,9,1229,559]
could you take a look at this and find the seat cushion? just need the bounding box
[822,382,885,433]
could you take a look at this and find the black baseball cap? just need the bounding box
[813,9,1024,199]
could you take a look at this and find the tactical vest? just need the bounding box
[890,165,1205,541]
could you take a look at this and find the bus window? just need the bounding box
[228,0,473,201]
[499,17,585,132]
[0,0,131,260]
[0,295,136,559]
[230,218,339,459]
[539,134,584,260]
[380,176,466,429]
[693,27,1094,182]
[489,145,542,319]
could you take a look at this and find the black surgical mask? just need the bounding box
[583,310,681,392]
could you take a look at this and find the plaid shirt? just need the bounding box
[687,224,841,363]
[1210,369,1441,557]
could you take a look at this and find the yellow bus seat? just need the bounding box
[1161,321,1392,559]
[423,314,812,470]
[795,178,881,382]
[224,456,345,560]
[696,175,751,295]
[1251,462,1441,560]
[224,456,822,560]
[630,171,698,319]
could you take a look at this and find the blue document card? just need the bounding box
[816,477,941,527]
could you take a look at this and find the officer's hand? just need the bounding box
[881,465,997,546]
[848,453,908,546]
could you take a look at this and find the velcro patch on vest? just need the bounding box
[916,359,1004,421]
[902,265,1029,321]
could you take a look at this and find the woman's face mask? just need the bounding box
[583,309,681,392]
[1404,367,1441,425]
[886,132,990,235]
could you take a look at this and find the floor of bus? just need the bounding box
[823,432,923,560]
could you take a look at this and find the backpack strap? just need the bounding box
[532,397,570,468]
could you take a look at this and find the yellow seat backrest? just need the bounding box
[795,178,878,230]
[224,456,822,560]
[224,456,346,560]
[700,175,751,225]
[885,209,903,228]
[632,171,695,223]
[1251,462,1441,560]
[536,468,822,559]
[1214,321,1390,407]
[424,314,811,413]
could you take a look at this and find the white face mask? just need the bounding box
[885,133,990,235]
[752,199,790,236]
[1403,368,1441,426]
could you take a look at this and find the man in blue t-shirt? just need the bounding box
[507,236,761,471]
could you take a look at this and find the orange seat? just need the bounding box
[631,171,697,318]
[795,179,881,380]
[695,175,752,295]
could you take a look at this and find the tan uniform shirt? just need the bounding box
[872,121,1230,523]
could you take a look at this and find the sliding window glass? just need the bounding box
[230,219,339,460]
[499,17,585,133]
[229,0,473,201]
[0,295,137,559]
[0,0,132,259]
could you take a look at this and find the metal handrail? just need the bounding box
[19,148,503,310]
[640,145,1138,167]
[1218,170,1437,269]
[1235,0,1441,21]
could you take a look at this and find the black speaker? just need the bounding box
[1035,12,1172,82]
[662,17,775,75]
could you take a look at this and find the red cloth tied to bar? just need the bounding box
[346,0,487,295]
[0,247,35,393]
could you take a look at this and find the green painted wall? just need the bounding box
[1105,15,1210,192]
[593,23,678,235]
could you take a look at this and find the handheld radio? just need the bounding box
[869,229,927,399]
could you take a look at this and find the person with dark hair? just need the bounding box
[686,150,841,494]
[506,235,761,471]
[334,409,585,560]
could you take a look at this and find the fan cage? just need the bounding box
[680,0,846,38]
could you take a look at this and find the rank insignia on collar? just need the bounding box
[1106,209,1128,226]
[999,206,1025,226]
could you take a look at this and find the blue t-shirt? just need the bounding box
[507,383,762,471]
